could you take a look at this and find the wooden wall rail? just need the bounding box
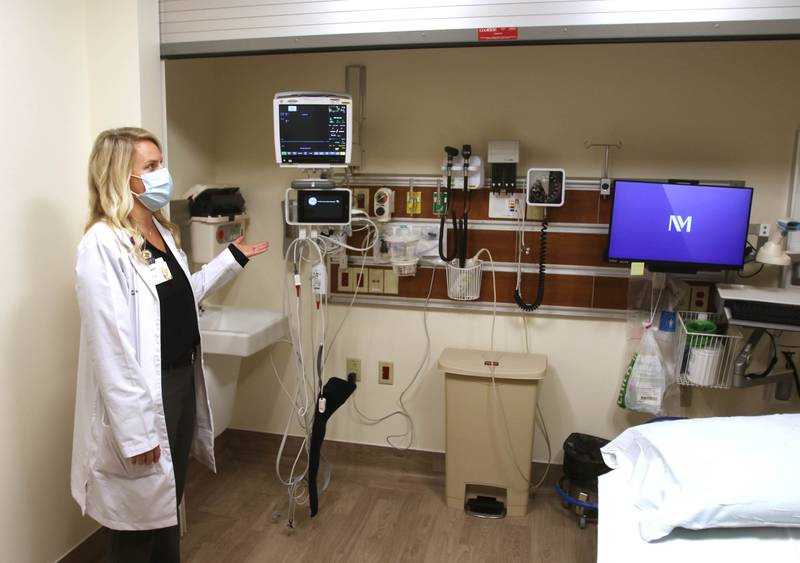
[331,264,628,310]
[352,185,612,224]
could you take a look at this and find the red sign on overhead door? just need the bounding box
[478,27,519,41]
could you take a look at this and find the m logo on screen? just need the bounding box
[668,215,693,233]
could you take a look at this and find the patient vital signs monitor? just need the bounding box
[607,180,753,271]
[273,92,352,168]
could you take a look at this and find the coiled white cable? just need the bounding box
[275,212,381,526]
[276,237,328,526]
[349,265,437,449]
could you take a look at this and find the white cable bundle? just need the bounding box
[272,213,380,528]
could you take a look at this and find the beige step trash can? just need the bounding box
[439,348,547,517]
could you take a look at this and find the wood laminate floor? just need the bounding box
[177,431,597,563]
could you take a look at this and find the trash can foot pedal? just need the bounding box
[465,496,507,519]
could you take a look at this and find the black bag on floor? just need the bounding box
[562,433,612,484]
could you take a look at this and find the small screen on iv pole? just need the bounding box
[297,190,350,224]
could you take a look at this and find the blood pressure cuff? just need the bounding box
[308,376,356,517]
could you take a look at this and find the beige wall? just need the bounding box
[163,58,221,196]
[165,41,800,464]
[1,1,162,561]
[0,5,94,561]
[84,0,165,139]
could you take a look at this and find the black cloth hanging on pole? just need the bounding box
[308,376,356,517]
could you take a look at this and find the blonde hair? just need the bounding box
[86,127,180,261]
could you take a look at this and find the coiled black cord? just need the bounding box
[514,219,548,312]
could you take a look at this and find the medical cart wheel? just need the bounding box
[555,476,598,530]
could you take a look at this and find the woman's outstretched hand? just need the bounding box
[233,236,269,258]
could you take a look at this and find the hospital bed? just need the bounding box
[596,415,800,563]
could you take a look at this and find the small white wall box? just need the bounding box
[185,184,247,264]
[488,140,520,192]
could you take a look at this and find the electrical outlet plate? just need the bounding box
[337,267,353,292]
[368,268,384,293]
[378,361,394,385]
[688,284,710,312]
[759,223,771,237]
[353,188,370,212]
[383,270,399,294]
[350,267,367,291]
[346,358,361,382]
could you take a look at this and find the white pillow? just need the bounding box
[601,414,800,541]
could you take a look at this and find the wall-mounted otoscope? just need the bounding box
[456,144,473,267]
[438,146,460,262]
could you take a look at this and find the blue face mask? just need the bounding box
[131,167,173,211]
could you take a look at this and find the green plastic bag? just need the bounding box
[617,327,667,415]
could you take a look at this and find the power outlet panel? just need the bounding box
[346,358,361,382]
[353,188,370,212]
[368,268,384,293]
[350,268,368,291]
[378,361,394,385]
[383,270,399,294]
[337,268,353,292]
[689,284,711,312]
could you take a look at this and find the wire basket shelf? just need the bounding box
[674,311,743,389]
[446,259,483,301]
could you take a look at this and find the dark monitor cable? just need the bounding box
[745,330,778,379]
[782,351,800,399]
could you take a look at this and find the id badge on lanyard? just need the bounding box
[148,257,172,286]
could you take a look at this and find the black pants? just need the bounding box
[109,361,196,563]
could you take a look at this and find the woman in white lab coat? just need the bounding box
[70,127,268,562]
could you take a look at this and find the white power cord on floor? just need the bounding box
[349,264,437,449]
[523,315,553,490]
[324,223,378,364]
[474,248,552,491]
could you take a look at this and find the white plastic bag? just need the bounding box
[618,325,667,415]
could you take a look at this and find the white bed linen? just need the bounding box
[600,414,800,540]
[598,468,800,563]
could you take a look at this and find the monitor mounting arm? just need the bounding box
[732,328,798,400]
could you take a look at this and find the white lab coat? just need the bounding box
[70,219,243,530]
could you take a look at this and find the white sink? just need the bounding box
[199,305,287,437]
[199,305,287,357]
